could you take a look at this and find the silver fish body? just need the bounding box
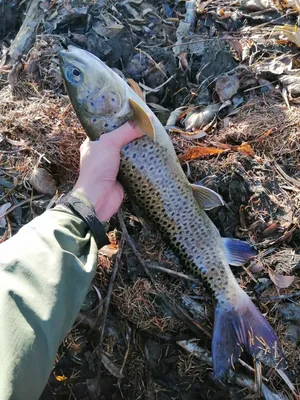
[59,46,285,378]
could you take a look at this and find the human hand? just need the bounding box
[73,122,142,221]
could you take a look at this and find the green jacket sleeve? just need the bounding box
[0,203,99,399]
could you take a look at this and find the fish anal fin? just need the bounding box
[212,291,286,380]
[222,237,256,266]
[191,184,224,210]
[129,98,155,141]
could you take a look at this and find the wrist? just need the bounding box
[72,185,108,222]
[58,191,110,248]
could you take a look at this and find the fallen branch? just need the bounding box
[8,0,45,66]
[178,340,288,400]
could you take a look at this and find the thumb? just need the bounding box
[104,121,143,150]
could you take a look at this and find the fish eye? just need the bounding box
[66,67,82,84]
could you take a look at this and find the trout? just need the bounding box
[59,46,285,378]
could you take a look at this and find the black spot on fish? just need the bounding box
[105,123,108,128]
[91,102,94,106]
[93,118,97,122]
[111,98,115,102]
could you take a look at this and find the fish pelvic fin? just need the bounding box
[191,184,224,210]
[212,290,286,380]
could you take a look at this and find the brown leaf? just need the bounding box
[55,375,67,382]
[179,147,225,162]
[268,268,295,289]
[236,143,255,156]
[28,167,56,196]
[262,222,278,237]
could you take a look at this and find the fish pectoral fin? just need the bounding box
[212,291,285,380]
[129,98,156,141]
[222,237,256,266]
[127,79,144,100]
[190,184,224,210]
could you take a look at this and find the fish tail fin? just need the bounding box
[212,289,286,379]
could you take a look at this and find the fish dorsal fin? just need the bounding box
[222,237,257,266]
[190,184,224,210]
[129,98,155,140]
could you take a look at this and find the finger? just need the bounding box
[102,121,143,150]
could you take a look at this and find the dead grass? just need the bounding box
[218,92,300,172]
[0,85,85,185]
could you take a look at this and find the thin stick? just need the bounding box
[146,263,199,283]
[96,232,125,395]
[0,194,44,219]
[258,291,300,302]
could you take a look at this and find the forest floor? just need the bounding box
[0,0,300,399]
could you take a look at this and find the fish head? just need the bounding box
[59,45,132,140]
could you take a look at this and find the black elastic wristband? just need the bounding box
[60,195,109,249]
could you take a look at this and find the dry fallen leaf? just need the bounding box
[28,167,56,196]
[215,74,240,102]
[273,25,300,47]
[268,268,295,289]
[197,0,214,13]
[55,375,67,382]
[236,143,255,157]
[185,104,220,131]
[0,203,12,228]
[248,259,264,274]
[179,146,225,161]
[101,353,123,378]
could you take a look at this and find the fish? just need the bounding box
[59,46,285,379]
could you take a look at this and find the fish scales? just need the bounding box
[59,46,286,379]
[119,135,230,295]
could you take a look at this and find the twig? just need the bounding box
[118,210,211,338]
[258,291,300,302]
[0,194,44,219]
[96,231,125,396]
[146,262,199,283]
[178,340,288,399]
